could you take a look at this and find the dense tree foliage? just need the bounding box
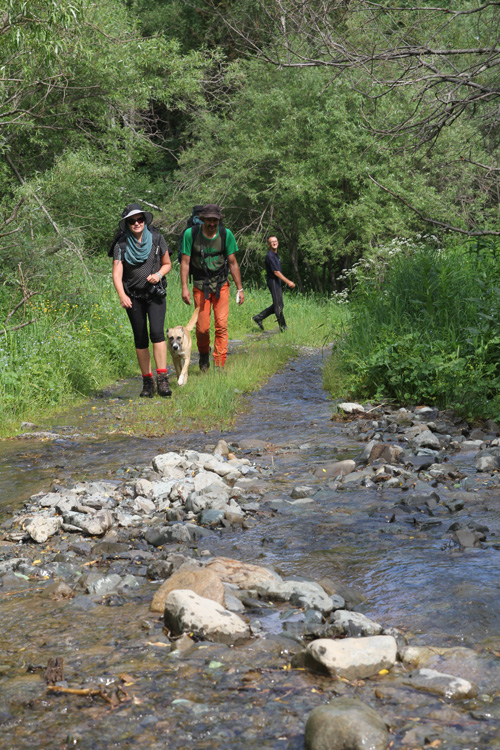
[0,0,213,266]
[1,0,498,305]
[169,61,450,291]
[213,0,500,236]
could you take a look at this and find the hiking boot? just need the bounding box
[199,352,210,372]
[156,372,172,398]
[252,316,264,331]
[139,375,155,398]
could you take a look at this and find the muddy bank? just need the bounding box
[1,350,500,748]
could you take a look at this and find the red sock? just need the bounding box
[144,372,153,378]
[156,368,167,373]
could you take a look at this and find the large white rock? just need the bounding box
[152,452,186,475]
[306,635,397,679]
[193,471,226,492]
[476,453,500,472]
[24,515,62,543]
[163,589,251,645]
[202,458,235,477]
[151,479,179,499]
[338,402,365,414]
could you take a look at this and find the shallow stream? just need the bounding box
[1,349,500,748]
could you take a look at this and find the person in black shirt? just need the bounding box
[112,204,172,397]
[252,236,295,332]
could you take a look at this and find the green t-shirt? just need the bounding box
[182,226,238,292]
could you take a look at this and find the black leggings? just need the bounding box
[126,295,166,349]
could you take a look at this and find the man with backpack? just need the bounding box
[180,204,244,371]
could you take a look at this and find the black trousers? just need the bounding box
[255,277,286,328]
[126,295,166,349]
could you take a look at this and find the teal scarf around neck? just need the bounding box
[124,225,153,265]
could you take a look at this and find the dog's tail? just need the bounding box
[185,306,200,333]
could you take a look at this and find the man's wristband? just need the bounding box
[237,288,243,292]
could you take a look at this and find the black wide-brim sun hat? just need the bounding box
[119,203,153,232]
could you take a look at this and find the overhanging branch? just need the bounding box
[367,174,500,236]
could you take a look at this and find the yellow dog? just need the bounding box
[166,307,200,386]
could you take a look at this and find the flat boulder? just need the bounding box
[84,573,122,596]
[290,485,315,499]
[163,589,251,645]
[202,458,235,477]
[151,566,225,612]
[306,635,397,679]
[144,524,193,546]
[405,668,477,699]
[206,557,280,588]
[305,697,388,750]
[235,439,268,451]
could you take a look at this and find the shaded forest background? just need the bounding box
[2,0,499,300]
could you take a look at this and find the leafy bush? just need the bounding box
[331,236,500,420]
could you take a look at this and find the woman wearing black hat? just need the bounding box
[112,203,172,397]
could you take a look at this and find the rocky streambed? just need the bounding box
[2,352,500,749]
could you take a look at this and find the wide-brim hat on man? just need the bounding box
[119,203,153,232]
[200,204,223,220]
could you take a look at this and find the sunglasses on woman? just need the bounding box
[127,216,145,225]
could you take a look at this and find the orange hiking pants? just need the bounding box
[193,282,230,367]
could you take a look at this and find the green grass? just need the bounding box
[0,255,346,437]
[111,340,296,436]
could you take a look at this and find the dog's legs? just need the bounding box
[178,357,189,386]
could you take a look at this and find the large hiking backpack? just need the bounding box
[177,205,205,264]
[178,207,228,299]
